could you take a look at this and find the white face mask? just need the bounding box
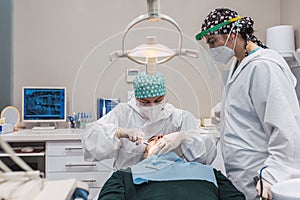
[210,46,235,64]
[139,104,165,121]
[209,33,237,64]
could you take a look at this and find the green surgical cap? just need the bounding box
[133,72,166,99]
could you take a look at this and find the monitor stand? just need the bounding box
[32,122,56,131]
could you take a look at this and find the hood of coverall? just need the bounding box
[229,48,297,88]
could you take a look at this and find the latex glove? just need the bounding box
[115,128,145,142]
[210,102,221,125]
[256,179,272,200]
[155,132,186,156]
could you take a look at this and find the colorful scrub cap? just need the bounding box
[133,72,166,99]
[196,8,267,50]
[198,8,240,39]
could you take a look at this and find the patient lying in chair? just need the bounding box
[98,134,245,200]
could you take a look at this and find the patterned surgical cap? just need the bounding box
[133,72,166,99]
[201,8,239,36]
[201,8,267,50]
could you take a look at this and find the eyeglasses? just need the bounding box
[136,97,167,107]
[195,16,242,40]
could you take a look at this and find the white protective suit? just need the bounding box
[82,98,217,170]
[220,48,300,200]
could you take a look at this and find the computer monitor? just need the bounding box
[22,87,67,125]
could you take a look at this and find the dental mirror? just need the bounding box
[1,106,20,129]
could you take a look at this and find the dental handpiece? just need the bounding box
[136,140,149,146]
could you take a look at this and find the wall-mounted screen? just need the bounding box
[22,87,66,122]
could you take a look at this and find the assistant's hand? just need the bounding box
[210,102,221,125]
[155,132,186,155]
[256,178,272,200]
[115,128,145,142]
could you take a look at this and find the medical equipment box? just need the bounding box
[97,98,120,119]
[0,123,14,134]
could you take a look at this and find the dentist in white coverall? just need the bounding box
[196,8,300,200]
[82,71,217,170]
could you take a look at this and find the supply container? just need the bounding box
[0,123,14,134]
[266,25,295,58]
[271,178,300,200]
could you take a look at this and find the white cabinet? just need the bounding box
[46,140,113,200]
[1,129,115,199]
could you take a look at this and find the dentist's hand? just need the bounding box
[256,178,272,200]
[115,128,145,142]
[155,132,186,155]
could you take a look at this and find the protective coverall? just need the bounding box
[82,98,217,170]
[220,48,300,199]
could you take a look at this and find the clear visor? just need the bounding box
[197,39,224,75]
[197,39,210,53]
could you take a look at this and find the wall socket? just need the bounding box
[126,69,140,82]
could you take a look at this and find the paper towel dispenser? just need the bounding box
[266,25,299,67]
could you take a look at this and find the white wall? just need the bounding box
[280,0,300,49]
[13,0,281,120]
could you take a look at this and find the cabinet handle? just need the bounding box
[81,179,96,183]
[65,163,96,167]
[64,147,83,151]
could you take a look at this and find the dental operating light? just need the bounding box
[127,36,175,63]
[110,0,199,66]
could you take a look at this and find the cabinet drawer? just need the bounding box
[47,141,83,156]
[47,156,113,172]
[46,171,112,188]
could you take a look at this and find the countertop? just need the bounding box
[0,127,219,142]
[0,129,83,142]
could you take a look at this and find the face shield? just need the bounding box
[195,16,241,77]
[195,16,242,41]
[209,25,239,64]
[195,16,241,52]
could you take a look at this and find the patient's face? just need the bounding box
[145,134,163,158]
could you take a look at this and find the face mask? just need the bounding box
[210,46,235,64]
[138,104,165,121]
[209,33,237,64]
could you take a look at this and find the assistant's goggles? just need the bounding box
[136,97,167,107]
[195,16,242,40]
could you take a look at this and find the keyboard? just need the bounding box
[32,126,56,131]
